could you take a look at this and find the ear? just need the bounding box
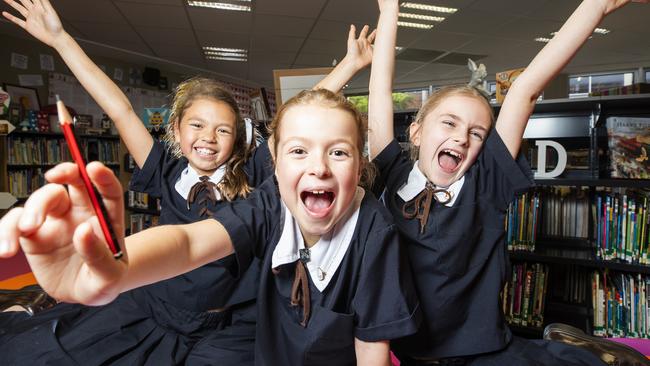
[409,122,422,147]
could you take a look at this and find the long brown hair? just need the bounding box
[163,77,252,201]
[409,85,495,160]
[268,88,375,188]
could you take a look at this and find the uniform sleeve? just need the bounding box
[372,139,413,196]
[352,223,420,341]
[211,178,279,277]
[479,130,535,209]
[244,141,274,188]
[128,140,166,196]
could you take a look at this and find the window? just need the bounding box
[347,88,429,113]
[569,72,634,98]
[646,70,650,82]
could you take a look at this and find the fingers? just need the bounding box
[0,207,25,258]
[1,10,26,29]
[367,29,377,44]
[348,24,356,41]
[358,24,370,39]
[3,0,29,19]
[19,183,70,234]
[73,220,126,305]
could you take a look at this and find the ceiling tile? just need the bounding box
[252,15,314,37]
[294,53,336,68]
[310,20,356,42]
[115,2,191,29]
[256,0,327,18]
[467,0,551,17]
[117,0,183,5]
[320,0,378,25]
[300,38,345,56]
[48,0,125,23]
[251,34,305,54]
[196,31,250,49]
[188,7,252,33]
[136,27,197,47]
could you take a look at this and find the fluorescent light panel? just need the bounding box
[205,51,248,57]
[202,46,247,53]
[187,1,251,12]
[593,28,610,34]
[397,21,434,30]
[398,12,445,22]
[400,2,457,14]
[535,37,551,43]
[206,56,247,62]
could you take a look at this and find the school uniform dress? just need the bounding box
[212,177,420,365]
[0,140,273,366]
[374,132,605,366]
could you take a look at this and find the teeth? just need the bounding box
[195,147,216,155]
[312,190,325,194]
[444,149,461,159]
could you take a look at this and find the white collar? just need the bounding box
[396,161,464,207]
[175,164,226,200]
[271,187,364,292]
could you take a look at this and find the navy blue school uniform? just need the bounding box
[212,177,420,366]
[0,140,273,366]
[374,132,605,366]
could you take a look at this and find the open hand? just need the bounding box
[344,24,377,71]
[2,0,65,47]
[0,162,128,306]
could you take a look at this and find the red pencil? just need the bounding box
[56,95,123,259]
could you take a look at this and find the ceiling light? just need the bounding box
[206,56,248,62]
[202,46,248,53]
[397,21,434,30]
[205,51,248,57]
[398,12,445,22]
[594,28,610,34]
[187,1,251,12]
[400,3,457,14]
[535,37,551,43]
[395,46,405,52]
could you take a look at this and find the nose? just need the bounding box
[452,130,468,146]
[309,153,330,177]
[200,130,217,142]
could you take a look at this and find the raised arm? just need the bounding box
[314,24,376,93]
[496,0,647,158]
[2,0,153,167]
[367,0,398,159]
[0,162,233,306]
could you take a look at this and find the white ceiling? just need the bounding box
[1,0,649,92]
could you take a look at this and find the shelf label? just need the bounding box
[0,192,18,209]
[534,140,567,178]
[0,120,15,135]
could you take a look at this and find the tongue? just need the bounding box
[439,154,459,172]
[304,194,331,214]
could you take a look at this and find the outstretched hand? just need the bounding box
[2,0,65,47]
[344,24,376,71]
[0,162,128,306]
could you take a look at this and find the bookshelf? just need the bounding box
[504,95,650,339]
[4,130,121,203]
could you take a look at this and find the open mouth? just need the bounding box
[438,148,464,173]
[300,190,335,217]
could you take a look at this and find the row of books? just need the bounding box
[506,188,590,251]
[7,168,46,198]
[8,137,120,165]
[502,262,549,328]
[126,190,161,212]
[595,191,649,264]
[592,271,650,338]
[129,213,159,235]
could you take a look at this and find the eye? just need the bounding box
[470,131,485,141]
[330,149,350,158]
[217,127,232,135]
[289,148,306,156]
[442,120,455,127]
[189,122,202,129]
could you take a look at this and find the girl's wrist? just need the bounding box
[52,31,73,51]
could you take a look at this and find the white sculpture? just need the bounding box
[467,58,490,99]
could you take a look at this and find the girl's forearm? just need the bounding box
[368,1,399,159]
[121,220,234,292]
[51,32,153,167]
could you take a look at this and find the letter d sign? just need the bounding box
[534,140,567,178]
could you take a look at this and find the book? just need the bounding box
[606,116,650,179]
